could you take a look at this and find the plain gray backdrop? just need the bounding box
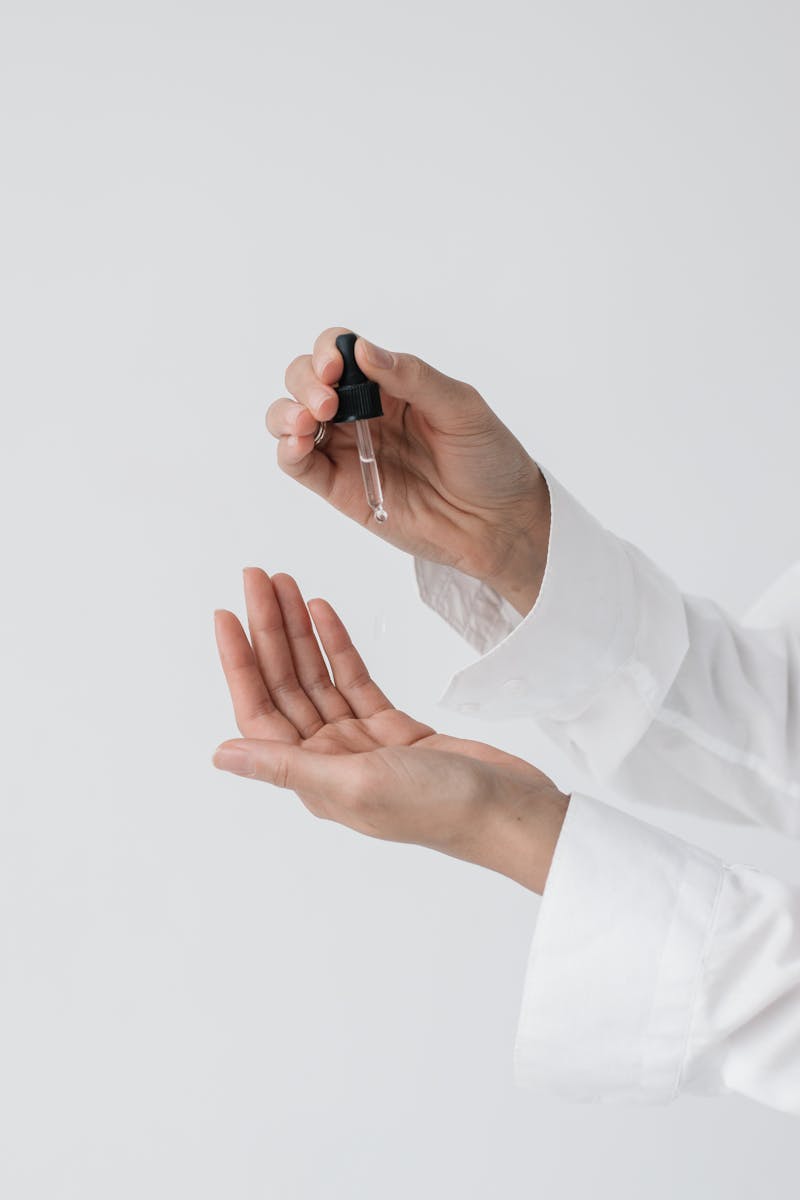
[1,1,798,1195]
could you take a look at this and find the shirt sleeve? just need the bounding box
[415,465,800,835]
[514,792,800,1116]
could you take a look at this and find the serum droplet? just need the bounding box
[374,506,388,524]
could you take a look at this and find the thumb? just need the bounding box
[354,336,489,428]
[213,738,355,801]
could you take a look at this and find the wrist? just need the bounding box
[484,468,551,618]
[489,560,545,619]
[481,778,570,895]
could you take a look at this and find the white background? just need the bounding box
[1,1,799,1195]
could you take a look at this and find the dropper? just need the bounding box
[331,332,387,523]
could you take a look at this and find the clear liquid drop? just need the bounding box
[374,506,388,524]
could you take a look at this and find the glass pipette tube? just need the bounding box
[330,332,388,523]
[354,418,387,523]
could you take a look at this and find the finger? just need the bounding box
[271,573,353,724]
[212,737,366,810]
[283,353,340,422]
[213,610,299,743]
[295,326,489,429]
[266,397,320,440]
[310,325,355,387]
[307,598,393,718]
[275,434,336,497]
[352,336,489,432]
[243,568,324,739]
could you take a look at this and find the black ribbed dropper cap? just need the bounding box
[330,332,384,424]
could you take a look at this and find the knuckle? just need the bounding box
[320,325,351,347]
[251,697,276,722]
[284,354,308,392]
[277,442,293,473]
[265,403,283,436]
[347,666,372,692]
[274,754,291,790]
[278,438,309,476]
[414,355,433,382]
[399,353,484,408]
[397,351,427,383]
[269,676,300,699]
[314,327,350,369]
[306,674,334,697]
[288,450,314,481]
[299,717,325,740]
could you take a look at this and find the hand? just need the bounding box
[267,329,551,617]
[213,569,569,894]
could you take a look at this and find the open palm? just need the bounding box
[213,567,438,754]
[213,569,558,860]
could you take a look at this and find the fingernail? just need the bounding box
[360,339,394,369]
[213,748,256,777]
[311,388,335,417]
[317,356,334,380]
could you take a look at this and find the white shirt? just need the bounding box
[414,465,800,1117]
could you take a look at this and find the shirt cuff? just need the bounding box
[513,793,724,1104]
[414,464,690,778]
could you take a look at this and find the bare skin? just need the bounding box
[267,329,551,617]
[213,569,569,894]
